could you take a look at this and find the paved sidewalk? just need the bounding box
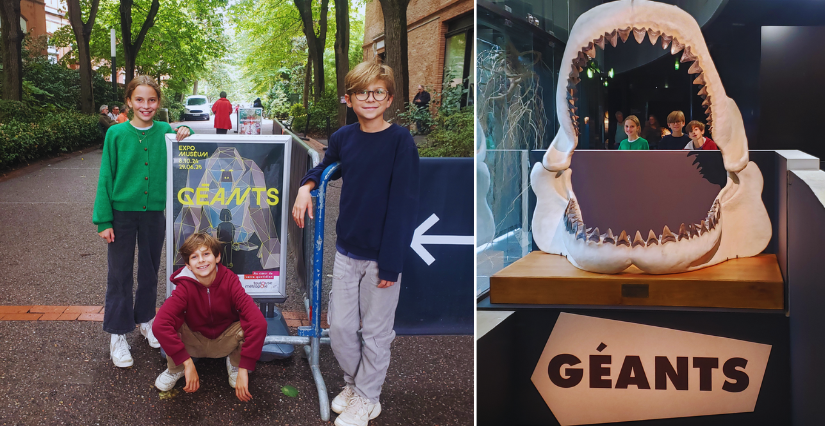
[0,130,473,425]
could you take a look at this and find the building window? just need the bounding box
[443,13,474,108]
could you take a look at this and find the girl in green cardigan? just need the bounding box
[93,76,193,368]
[618,115,649,150]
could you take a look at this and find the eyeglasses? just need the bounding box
[353,89,389,101]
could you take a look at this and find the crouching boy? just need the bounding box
[152,233,267,401]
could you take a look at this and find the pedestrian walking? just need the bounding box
[212,91,233,134]
[93,75,193,368]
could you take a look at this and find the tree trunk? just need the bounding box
[66,0,100,113]
[193,79,198,95]
[334,0,349,127]
[377,0,410,123]
[294,0,328,102]
[119,0,160,86]
[303,55,312,109]
[0,0,24,101]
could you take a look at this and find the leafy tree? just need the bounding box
[0,0,24,101]
[333,0,349,126]
[66,0,101,113]
[294,0,329,102]
[119,0,160,86]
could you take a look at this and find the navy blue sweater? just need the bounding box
[300,123,420,281]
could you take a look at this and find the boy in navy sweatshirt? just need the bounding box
[292,60,420,426]
[152,233,267,402]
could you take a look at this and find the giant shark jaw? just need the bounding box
[531,0,772,274]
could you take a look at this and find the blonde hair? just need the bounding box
[345,60,395,96]
[125,75,162,104]
[667,110,685,124]
[624,115,641,132]
[687,120,705,133]
[179,233,223,265]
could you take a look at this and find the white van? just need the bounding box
[184,95,210,121]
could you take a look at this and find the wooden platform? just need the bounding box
[490,252,784,310]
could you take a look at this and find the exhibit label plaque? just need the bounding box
[532,313,772,425]
[165,134,291,299]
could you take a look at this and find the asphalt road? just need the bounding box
[0,118,473,425]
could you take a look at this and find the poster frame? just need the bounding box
[165,134,292,301]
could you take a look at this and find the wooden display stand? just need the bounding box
[490,252,784,310]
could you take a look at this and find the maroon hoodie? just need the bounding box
[153,264,267,371]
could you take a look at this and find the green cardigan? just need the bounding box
[93,121,189,232]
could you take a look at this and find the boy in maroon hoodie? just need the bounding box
[152,233,267,401]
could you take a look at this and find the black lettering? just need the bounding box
[615,356,651,389]
[693,357,719,391]
[655,356,688,390]
[548,354,583,388]
[590,355,612,388]
[722,358,750,393]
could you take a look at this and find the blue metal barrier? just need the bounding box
[263,161,339,422]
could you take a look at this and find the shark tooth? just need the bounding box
[705,106,712,116]
[698,86,708,98]
[647,28,661,45]
[617,230,631,247]
[595,35,605,50]
[693,73,706,85]
[570,106,578,115]
[661,34,673,49]
[678,223,690,241]
[569,67,580,79]
[671,38,684,55]
[680,45,697,63]
[661,225,677,245]
[572,115,579,122]
[698,220,707,234]
[632,231,646,248]
[688,61,703,74]
[702,96,711,107]
[607,30,618,47]
[602,228,616,245]
[646,230,659,246]
[588,227,601,243]
[618,27,631,43]
[583,43,596,58]
[576,226,587,241]
[569,76,581,85]
[633,27,646,44]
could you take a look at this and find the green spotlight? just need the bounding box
[587,69,593,78]
[675,60,679,70]
[604,81,608,87]
[608,68,614,78]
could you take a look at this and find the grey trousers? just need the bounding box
[328,252,401,403]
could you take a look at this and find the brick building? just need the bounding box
[363,0,474,109]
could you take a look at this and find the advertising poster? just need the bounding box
[238,108,263,135]
[165,134,292,299]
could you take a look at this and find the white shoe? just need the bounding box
[334,394,381,426]
[226,356,239,388]
[155,368,185,391]
[140,319,160,348]
[331,384,357,414]
[110,334,133,368]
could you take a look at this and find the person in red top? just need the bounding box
[684,120,718,150]
[212,91,233,134]
[152,232,266,401]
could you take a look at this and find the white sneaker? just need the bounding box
[226,356,239,388]
[334,394,381,426]
[140,319,160,348]
[110,334,133,368]
[331,384,357,414]
[154,368,185,391]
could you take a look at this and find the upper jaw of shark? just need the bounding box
[530,0,772,275]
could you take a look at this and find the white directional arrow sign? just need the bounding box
[410,213,474,265]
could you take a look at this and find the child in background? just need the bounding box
[618,115,649,150]
[93,75,192,368]
[292,60,420,426]
[685,120,718,150]
[658,111,690,150]
[152,233,267,401]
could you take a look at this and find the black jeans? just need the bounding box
[103,210,165,334]
[216,128,228,134]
